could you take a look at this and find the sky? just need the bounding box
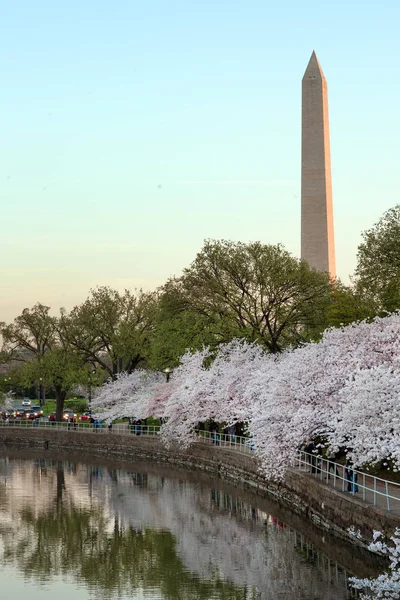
[1,0,400,323]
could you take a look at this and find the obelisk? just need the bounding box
[301,51,336,278]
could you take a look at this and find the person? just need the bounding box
[107,417,112,432]
[327,449,340,479]
[305,440,316,473]
[67,416,71,431]
[345,457,358,494]
[209,420,219,445]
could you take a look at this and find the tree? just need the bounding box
[174,240,331,353]
[149,283,225,371]
[60,287,158,380]
[93,312,400,480]
[17,344,88,421]
[91,369,165,421]
[0,390,12,413]
[323,281,375,330]
[0,303,57,404]
[328,364,400,469]
[0,303,91,420]
[354,204,400,313]
[0,303,55,362]
[249,312,400,478]
[350,529,400,599]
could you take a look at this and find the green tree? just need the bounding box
[354,204,400,313]
[0,304,90,419]
[320,281,375,332]
[60,287,158,380]
[173,239,331,353]
[0,303,55,363]
[149,282,226,370]
[17,345,87,420]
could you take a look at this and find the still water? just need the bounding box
[0,453,374,600]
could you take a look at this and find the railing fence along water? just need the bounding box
[297,450,400,512]
[1,419,399,512]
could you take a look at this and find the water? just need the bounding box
[0,452,379,599]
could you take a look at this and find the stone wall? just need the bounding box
[1,427,398,546]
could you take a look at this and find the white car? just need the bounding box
[22,398,31,406]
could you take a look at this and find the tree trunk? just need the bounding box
[55,386,67,421]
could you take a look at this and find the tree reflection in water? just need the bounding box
[0,456,357,599]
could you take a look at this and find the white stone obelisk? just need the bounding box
[301,51,336,278]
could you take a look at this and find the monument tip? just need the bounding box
[302,50,325,81]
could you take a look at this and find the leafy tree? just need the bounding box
[149,283,226,370]
[323,281,375,330]
[60,287,157,380]
[0,304,90,419]
[16,344,88,420]
[0,303,55,362]
[173,239,331,353]
[354,204,400,313]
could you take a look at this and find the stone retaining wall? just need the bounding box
[1,427,398,546]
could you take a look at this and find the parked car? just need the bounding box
[13,408,30,418]
[24,410,35,420]
[30,406,43,418]
[80,411,92,422]
[48,409,78,422]
[63,409,77,421]
[23,406,43,420]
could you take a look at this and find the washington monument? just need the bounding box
[301,51,336,278]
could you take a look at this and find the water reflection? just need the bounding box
[0,456,361,599]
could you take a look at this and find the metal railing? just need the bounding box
[0,419,161,436]
[195,428,253,452]
[0,418,253,451]
[296,450,400,511]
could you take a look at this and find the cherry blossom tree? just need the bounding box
[90,370,165,421]
[0,392,13,413]
[350,529,400,599]
[92,312,400,481]
[160,341,272,447]
[327,364,400,469]
[250,313,400,478]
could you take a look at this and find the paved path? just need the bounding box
[196,435,400,517]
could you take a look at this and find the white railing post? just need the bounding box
[386,481,390,511]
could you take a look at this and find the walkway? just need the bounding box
[295,452,400,517]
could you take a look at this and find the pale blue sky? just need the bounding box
[1,1,399,322]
